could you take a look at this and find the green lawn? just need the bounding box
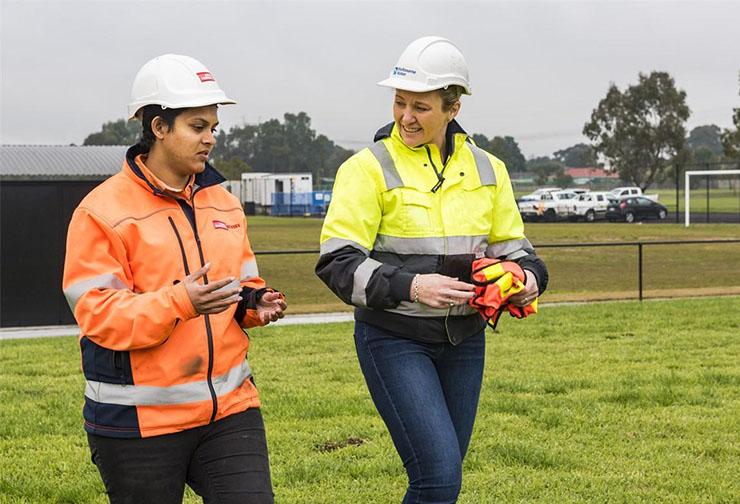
[245,217,740,312]
[1,297,738,503]
[654,188,740,213]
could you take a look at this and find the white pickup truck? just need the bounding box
[518,190,578,221]
[609,187,659,202]
[570,191,617,222]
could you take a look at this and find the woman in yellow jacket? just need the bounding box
[317,37,548,503]
[63,54,285,503]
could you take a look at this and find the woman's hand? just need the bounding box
[184,263,242,315]
[509,269,539,307]
[411,274,475,309]
[257,291,287,324]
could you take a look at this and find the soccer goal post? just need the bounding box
[684,169,740,227]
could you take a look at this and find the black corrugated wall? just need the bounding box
[1,180,100,327]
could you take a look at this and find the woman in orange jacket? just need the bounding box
[62,54,286,503]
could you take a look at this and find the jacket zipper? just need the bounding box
[425,146,457,345]
[175,193,219,424]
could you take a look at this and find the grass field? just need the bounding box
[655,188,740,214]
[1,297,738,503]
[243,218,740,313]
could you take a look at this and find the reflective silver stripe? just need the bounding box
[64,273,129,312]
[485,238,533,258]
[84,360,252,407]
[374,234,488,255]
[320,237,369,256]
[368,141,403,190]
[505,250,530,261]
[351,257,383,307]
[386,301,477,317]
[468,144,497,186]
[240,259,259,281]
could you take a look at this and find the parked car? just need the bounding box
[606,196,668,223]
[609,186,659,202]
[519,190,578,221]
[570,191,616,222]
[530,187,562,196]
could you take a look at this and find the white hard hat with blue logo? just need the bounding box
[378,36,471,95]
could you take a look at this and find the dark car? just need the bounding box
[606,197,668,223]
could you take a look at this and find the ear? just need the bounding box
[448,100,461,121]
[151,116,167,140]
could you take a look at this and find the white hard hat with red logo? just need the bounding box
[127,54,236,119]
[377,36,471,95]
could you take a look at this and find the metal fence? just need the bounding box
[253,238,740,302]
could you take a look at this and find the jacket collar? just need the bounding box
[123,143,226,196]
[373,119,468,162]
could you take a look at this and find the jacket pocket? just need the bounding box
[400,188,434,234]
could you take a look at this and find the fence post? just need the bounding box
[638,243,643,302]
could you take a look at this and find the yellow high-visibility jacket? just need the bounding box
[316,121,548,344]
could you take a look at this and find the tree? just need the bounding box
[83,119,141,145]
[686,124,723,157]
[553,143,599,167]
[526,156,563,185]
[212,112,354,181]
[471,133,526,172]
[471,133,493,153]
[490,136,526,172]
[721,73,740,160]
[212,157,250,180]
[583,71,690,190]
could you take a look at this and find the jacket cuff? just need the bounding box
[171,282,198,320]
[389,270,416,302]
[519,257,550,296]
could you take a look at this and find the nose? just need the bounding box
[203,129,216,146]
[401,107,415,125]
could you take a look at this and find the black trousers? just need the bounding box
[87,408,274,504]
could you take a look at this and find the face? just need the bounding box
[152,105,219,178]
[393,89,459,150]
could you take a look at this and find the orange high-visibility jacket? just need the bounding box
[63,145,268,438]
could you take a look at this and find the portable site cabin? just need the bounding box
[240,172,313,214]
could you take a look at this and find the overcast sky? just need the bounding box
[1,0,738,158]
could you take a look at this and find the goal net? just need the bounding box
[684,169,740,226]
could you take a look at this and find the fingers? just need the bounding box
[185,262,211,283]
[199,293,242,314]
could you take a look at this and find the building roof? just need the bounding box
[0,145,128,181]
[564,167,617,178]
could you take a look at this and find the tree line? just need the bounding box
[83,70,740,190]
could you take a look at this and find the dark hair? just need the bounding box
[438,85,464,112]
[137,105,187,152]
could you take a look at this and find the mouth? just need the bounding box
[401,124,422,135]
[196,151,210,161]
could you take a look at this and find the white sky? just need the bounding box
[1,0,738,158]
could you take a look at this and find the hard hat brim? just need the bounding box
[377,77,471,95]
[128,96,237,120]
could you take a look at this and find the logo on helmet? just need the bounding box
[392,66,417,77]
[196,72,215,83]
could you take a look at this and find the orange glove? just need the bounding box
[469,258,538,329]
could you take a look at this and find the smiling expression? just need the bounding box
[393,89,459,152]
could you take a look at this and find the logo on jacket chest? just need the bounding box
[212,220,241,230]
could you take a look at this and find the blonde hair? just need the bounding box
[438,85,464,112]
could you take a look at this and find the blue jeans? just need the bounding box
[354,321,485,504]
